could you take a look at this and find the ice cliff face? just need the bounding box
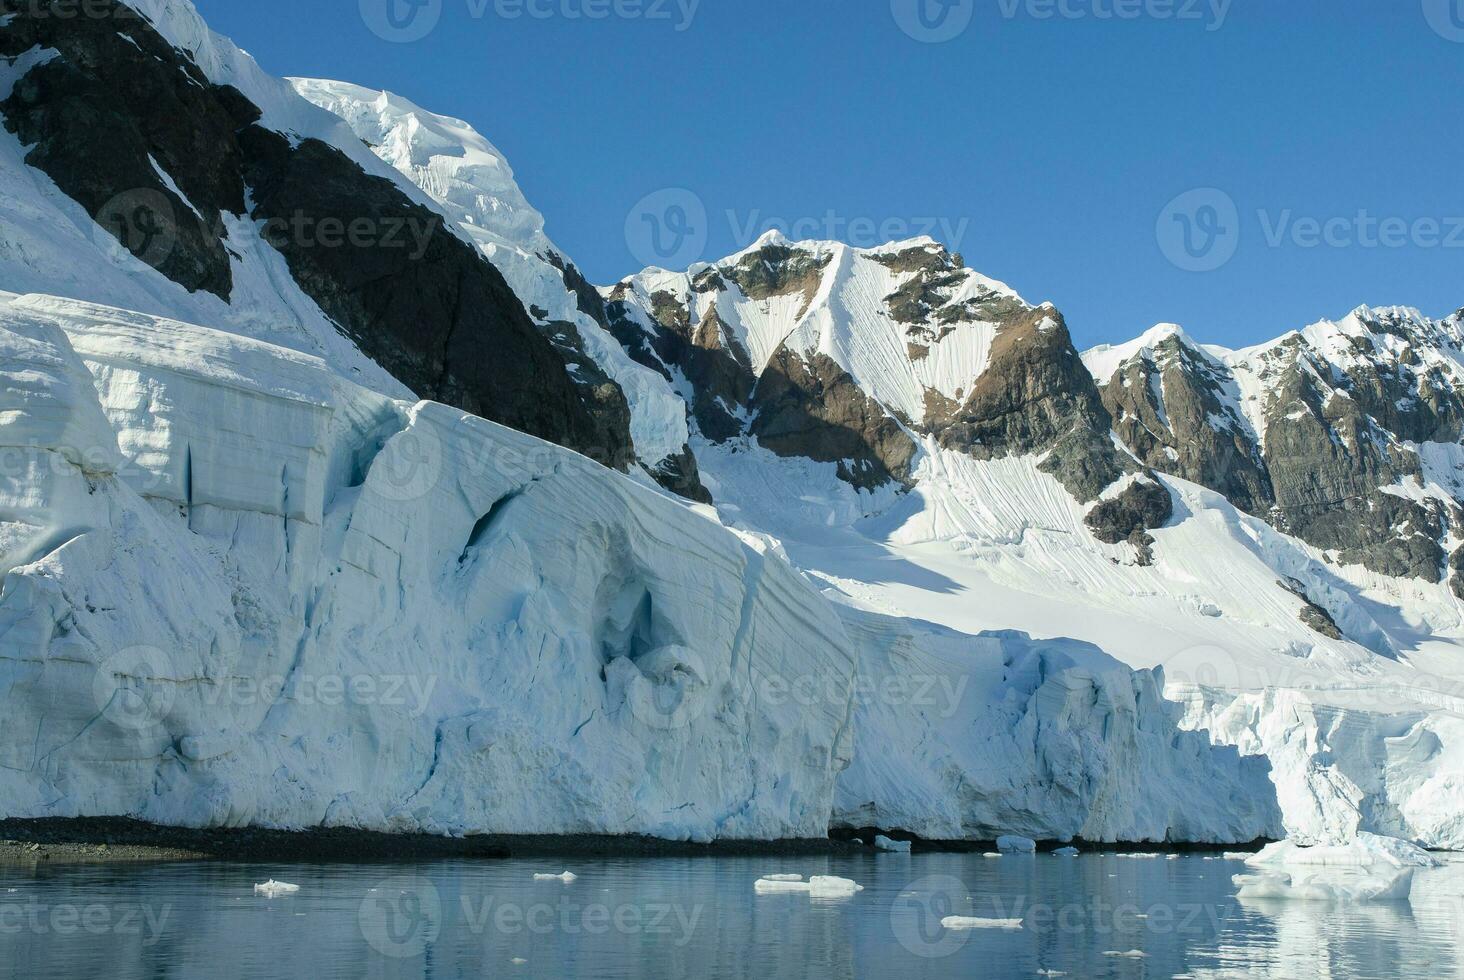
[0,292,1273,842]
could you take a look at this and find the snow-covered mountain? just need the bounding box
[0,0,1458,847]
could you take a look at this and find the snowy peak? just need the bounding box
[288,78,552,256]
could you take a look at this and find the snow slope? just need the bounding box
[690,378,1464,847]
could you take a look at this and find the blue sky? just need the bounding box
[192,0,1463,350]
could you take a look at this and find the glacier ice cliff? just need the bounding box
[0,292,1279,843]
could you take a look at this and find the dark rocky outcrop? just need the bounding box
[1278,579,1345,641]
[1085,479,1174,566]
[1258,340,1444,582]
[603,289,756,444]
[1094,317,1463,584]
[1098,334,1273,516]
[927,307,1130,502]
[1451,545,1464,601]
[750,348,918,491]
[0,0,244,298]
[0,0,628,470]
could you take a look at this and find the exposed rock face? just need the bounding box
[239,131,617,467]
[0,0,627,470]
[751,348,918,491]
[1098,332,1273,516]
[0,0,243,299]
[1279,579,1346,641]
[927,307,1129,502]
[1087,309,1464,583]
[1084,479,1174,566]
[604,287,755,445]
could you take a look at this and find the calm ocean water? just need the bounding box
[2,851,1462,978]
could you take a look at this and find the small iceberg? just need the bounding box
[754,878,810,894]
[873,835,912,853]
[1233,833,1428,904]
[253,880,299,898]
[762,873,804,882]
[1053,847,1079,857]
[1244,833,1438,870]
[754,875,863,898]
[982,852,1004,858]
[1233,866,1414,903]
[533,872,577,883]
[808,875,864,898]
[941,916,1023,930]
[996,835,1036,853]
[1103,950,1148,958]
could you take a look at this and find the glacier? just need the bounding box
[0,291,1277,842]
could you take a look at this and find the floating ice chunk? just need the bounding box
[983,852,1004,858]
[533,872,577,883]
[1233,865,1414,903]
[1222,852,1254,860]
[253,880,299,898]
[808,876,864,899]
[1053,847,1080,857]
[996,836,1036,853]
[941,916,1023,930]
[754,878,812,895]
[762,873,804,881]
[1102,950,1148,958]
[1036,971,1066,977]
[874,835,912,853]
[1245,834,1438,870]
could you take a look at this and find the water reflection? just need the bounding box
[0,852,1460,978]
